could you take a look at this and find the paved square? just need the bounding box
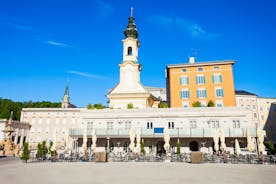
[0,158,275,184]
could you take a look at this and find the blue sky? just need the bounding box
[0,0,275,107]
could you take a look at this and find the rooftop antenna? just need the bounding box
[130,7,134,17]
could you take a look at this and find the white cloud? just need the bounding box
[66,70,107,79]
[150,15,222,40]
[45,40,73,48]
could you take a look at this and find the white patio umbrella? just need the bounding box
[246,128,255,152]
[163,127,170,154]
[257,128,266,154]
[91,129,97,152]
[235,139,241,155]
[129,127,135,152]
[135,129,141,154]
[213,129,219,153]
[65,129,70,151]
[82,126,87,152]
[219,128,227,152]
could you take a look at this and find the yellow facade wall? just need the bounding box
[167,63,236,108]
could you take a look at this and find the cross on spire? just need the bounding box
[130,7,134,17]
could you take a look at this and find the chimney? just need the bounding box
[189,57,195,64]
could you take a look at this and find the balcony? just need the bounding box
[69,127,257,138]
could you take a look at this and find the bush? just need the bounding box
[192,101,201,107]
[20,142,30,163]
[207,100,215,107]
[127,103,134,109]
[176,142,181,155]
[159,101,168,108]
[140,142,145,155]
[264,141,275,155]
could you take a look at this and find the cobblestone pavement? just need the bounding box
[0,158,275,184]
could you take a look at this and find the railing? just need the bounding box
[69,127,257,138]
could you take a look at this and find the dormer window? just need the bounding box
[127,47,133,55]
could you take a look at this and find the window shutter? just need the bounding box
[180,91,182,99]
[196,90,199,98]
[203,76,206,84]
[220,75,222,83]
[188,91,190,98]
[222,89,224,97]
[187,77,189,85]
[204,90,207,98]
[212,75,214,83]
[196,76,198,84]
[179,77,182,85]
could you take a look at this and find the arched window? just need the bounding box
[127,47,133,55]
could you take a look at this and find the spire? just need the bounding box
[124,7,138,39]
[62,82,70,108]
[64,82,69,96]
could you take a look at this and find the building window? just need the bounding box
[196,88,207,98]
[189,120,197,128]
[182,68,186,72]
[107,122,113,129]
[215,88,224,97]
[216,100,223,107]
[127,47,132,55]
[180,89,190,99]
[168,122,174,129]
[196,75,206,84]
[182,101,189,108]
[208,120,220,128]
[125,121,131,129]
[180,76,189,85]
[198,68,203,72]
[254,113,257,118]
[147,122,153,129]
[212,74,222,84]
[214,66,219,70]
[87,122,93,129]
[233,120,240,128]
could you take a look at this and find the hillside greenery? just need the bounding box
[0,98,61,120]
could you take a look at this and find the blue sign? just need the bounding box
[154,128,164,133]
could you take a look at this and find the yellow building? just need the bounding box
[166,57,236,108]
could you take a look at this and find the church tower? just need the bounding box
[62,83,71,108]
[107,8,160,109]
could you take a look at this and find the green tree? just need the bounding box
[20,142,30,163]
[207,100,215,107]
[36,143,43,158]
[127,103,134,109]
[264,141,275,155]
[176,142,181,155]
[87,103,94,109]
[0,98,61,120]
[41,140,48,158]
[159,101,168,108]
[192,101,201,107]
[93,103,105,109]
[140,142,145,155]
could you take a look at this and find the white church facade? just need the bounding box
[20,10,262,155]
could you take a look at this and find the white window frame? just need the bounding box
[197,88,207,98]
[216,100,223,107]
[196,74,206,85]
[180,75,189,85]
[215,87,224,98]
[213,73,222,84]
[182,101,189,108]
